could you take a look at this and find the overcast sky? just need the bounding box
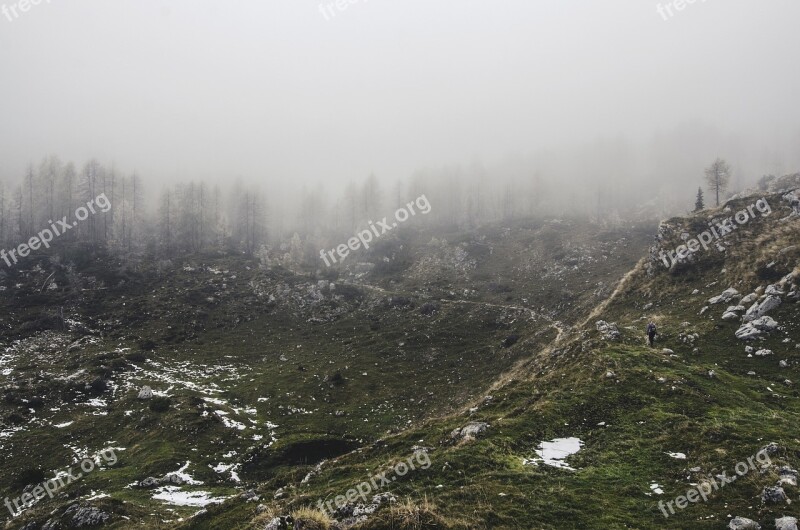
[1,0,798,187]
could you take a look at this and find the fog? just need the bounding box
[1,0,799,212]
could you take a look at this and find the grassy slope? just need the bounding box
[201,192,800,530]
[0,218,652,529]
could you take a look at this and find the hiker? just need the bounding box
[646,321,657,347]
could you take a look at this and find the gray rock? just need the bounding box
[765,284,785,296]
[450,422,489,442]
[762,442,780,455]
[762,486,787,503]
[744,296,781,322]
[138,476,160,488]
[735,323,763,340]
[755,349,774,357]
[137,386,153,400]
[776,516,799,530]
[64,504,111,528]
[729,517,761,530]
[741,293,758,305]
[595,320,621,341]
[751,316,779,331]
[709,288,740,305]
[722,311,741,321]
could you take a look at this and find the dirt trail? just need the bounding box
[341,281,569,343]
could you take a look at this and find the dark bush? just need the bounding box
[149,396,171,413]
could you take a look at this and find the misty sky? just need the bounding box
[1,0,799,188]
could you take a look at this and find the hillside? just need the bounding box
[0,217,653,529]
[175,189,800,529]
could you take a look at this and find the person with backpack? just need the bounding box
[646,321,657,347]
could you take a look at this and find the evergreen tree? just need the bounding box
[694,187,704,212]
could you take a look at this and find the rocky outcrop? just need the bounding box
[595,321,620,341]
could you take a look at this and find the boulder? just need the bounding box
[709,288,740,305]
[736,316,778,340]
[776,517,798,530]
[450,422,489,442]
[752,316,779,331]
[735,324,763,341]
[744,296,781,322]
[765,284,785,296]
[741,293,758,305]
[762,486,787,504]
[729,517,761,530]
[64,504,111,528]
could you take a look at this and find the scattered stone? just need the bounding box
[779,468,798,487]
[745,346,754,354]
[450,422,489,442]
[780,360,789,368]
[736,316,779,340]
[744,296,781,322]
[776,517,798,530]
[138,477,160,488]
[709,288,740,305]
[729,517,761,530]
[765,284,785,296]
[662,349,674,355]
[137,386,153,400]
[741,293,758,305]
[762,486,787,504]
[755,349,774,357]
[64,504,111,528]
[752,316,779,331]
[595,321,621,341]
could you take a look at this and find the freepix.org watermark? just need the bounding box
[316,450,431,517]
[658,447,771,518]
[319,194,431,267]
[656,0,708,21]
[318,0,369,21]
[659,198,771,269]
[2,0,50,22]
[0,193,111,268]
[4,448,118,517]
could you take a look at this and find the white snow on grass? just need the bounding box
[214,411,247,431]
[523,437,584,470]
[166,462,204,485]
[211,463,242,483]
[151,486,228,507]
